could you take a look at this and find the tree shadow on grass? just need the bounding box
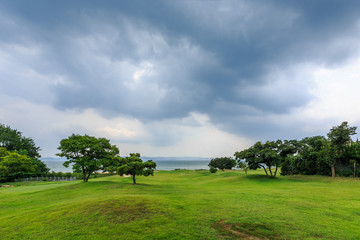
[245,174,280,182]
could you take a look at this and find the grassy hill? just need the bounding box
[1,170,360,239]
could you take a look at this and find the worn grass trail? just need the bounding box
[1,170,360,239]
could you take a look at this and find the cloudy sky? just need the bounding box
[1,0,360,157]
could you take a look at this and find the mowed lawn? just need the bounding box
[1,170,360,239]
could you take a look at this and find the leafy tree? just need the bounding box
[0,124,41,158]
[57,134,119,182]
[235,141,282,177]
[117,153,156,184]
[237,161,249,174]
[327,122,357,177]
[278,140,300,160]
[208,157,236,171]
[281,136,330,176]
[0,124,48,176]
[0,147,36,182]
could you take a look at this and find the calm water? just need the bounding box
[43,160,210,172]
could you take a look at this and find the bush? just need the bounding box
[208,157,236,171]
[210,166,217,173]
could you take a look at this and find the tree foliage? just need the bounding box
[0,124,48,177]
[237,161,248,174]
[235,141,283,177]
[208,157,236,171]
[281,136,330,176]
[327,122,357,177]
[0,123,41,158]
[237,122,359,178]
[57,134,119,182]
[0,147,36,182]
[117,153,156,184]
[209,166,217,173]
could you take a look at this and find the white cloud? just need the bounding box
[304,57,360,123]
[0,94,252,157]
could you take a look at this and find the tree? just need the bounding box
[0,124,41,158]
[344,140,360,177]
[117,153,156,184]
[208,157,236,171]
[0,147,36,182]
[280,136,330,176]
[327,122,357,177]
[237,161,248,174]
[57,134,119,182]
[0,124,48,176]
[235,141,282,177]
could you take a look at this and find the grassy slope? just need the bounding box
[1,170,360,239]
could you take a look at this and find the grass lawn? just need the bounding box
[1,170,360,239]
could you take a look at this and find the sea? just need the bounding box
[42,158,210,172]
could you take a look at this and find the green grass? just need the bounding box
[1,170,360,239]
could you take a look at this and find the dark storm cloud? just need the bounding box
[1,0,360,139]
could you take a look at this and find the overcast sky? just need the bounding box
[1,0,360,157]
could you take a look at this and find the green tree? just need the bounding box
[208,157,236,171]
[0,124,41,158]
[0,147,36,182]
[327,122,357,177]
[0,124,48,176]
[117,153,156,184]
[237,161,248,174]
[57,134,119,182]
[235,141,282,177]
[281,136,330,176]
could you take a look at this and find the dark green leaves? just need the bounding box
[57,134,119,182]
[117,153,156,184]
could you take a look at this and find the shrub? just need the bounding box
[208,157,236,171]
[210,166,217,173]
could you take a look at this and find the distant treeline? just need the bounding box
[235,122,359,177]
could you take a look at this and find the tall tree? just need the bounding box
[57,134,119,182]
[117,153,156,184]
[327,122,357,177]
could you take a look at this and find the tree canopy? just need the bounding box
[117,153,156,184]
[57,134,119,182]
[0,124,48,178]
[235,140,284,177]
[0,147,36,182]
[208,157,236,171]
[236,122,359,178]
[0,123,41,158]
[327,121,357,177]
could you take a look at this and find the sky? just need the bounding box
[1,0,360,158]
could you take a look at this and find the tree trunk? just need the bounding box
[82,168,87,182]
[331,164,336,177]
[274,165,278,177]
[262,166,269,176]
[268,166,273,177]
[132,174,136,184]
